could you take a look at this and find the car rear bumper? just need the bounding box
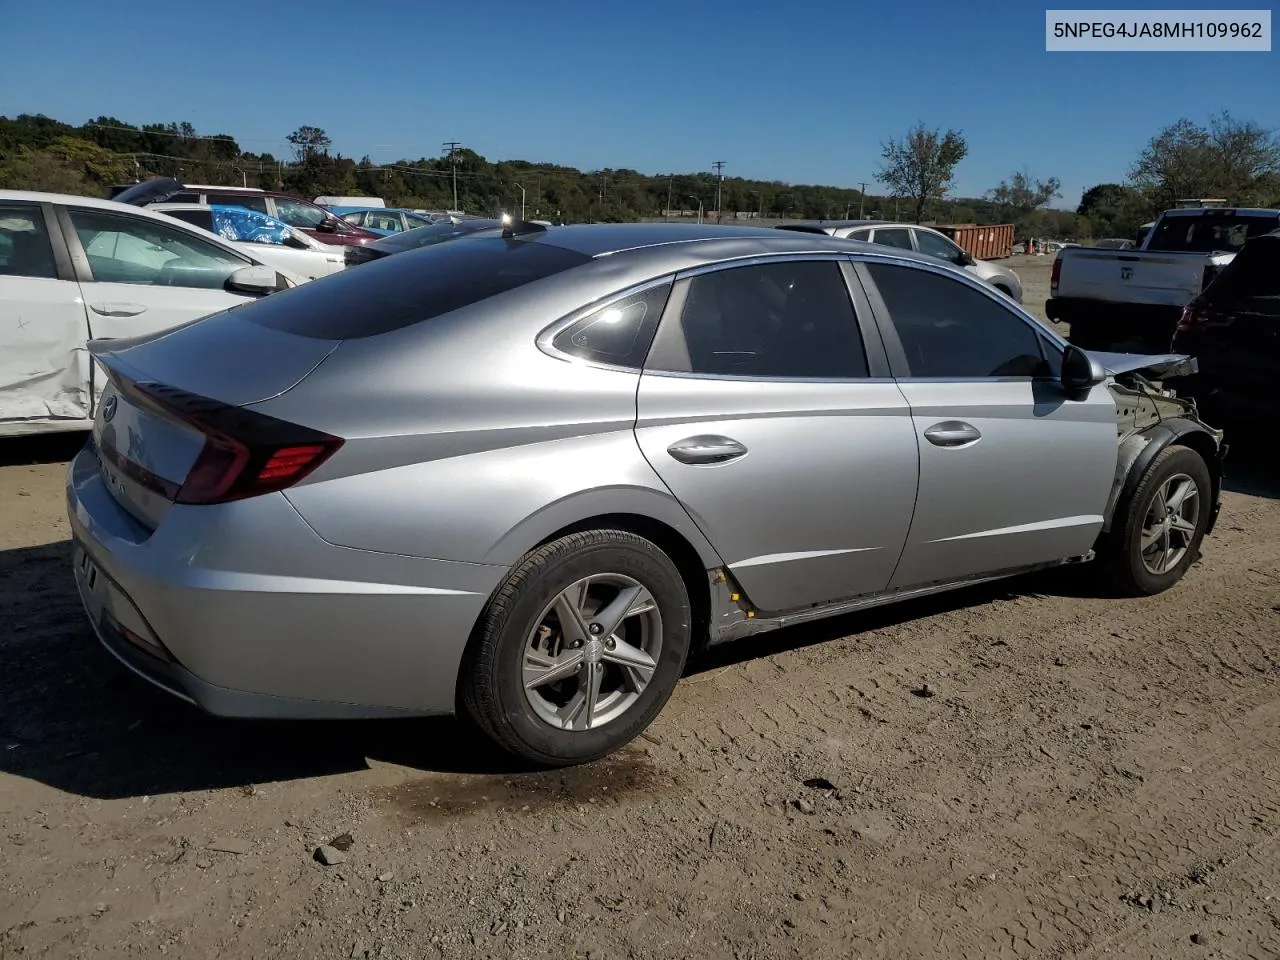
[66,442,508,719]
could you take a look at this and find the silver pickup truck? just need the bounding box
[1046,205,1280,351]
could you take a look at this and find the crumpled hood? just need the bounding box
[112,177,185,207]
[1089,350,1198,380]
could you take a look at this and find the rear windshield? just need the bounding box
[242,236,591,339]
[374,220,500,252]
[1146,213,1278,253]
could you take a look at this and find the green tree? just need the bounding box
[286,125,332,163]
[987,169,1061,216]
[1130,112,1280,206]
[876,124,967,223]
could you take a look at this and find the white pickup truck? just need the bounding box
[1046,205,1280,351]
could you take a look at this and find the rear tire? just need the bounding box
[459,530,691,767]
[1096,445,1212,597]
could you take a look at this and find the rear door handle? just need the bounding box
[89,302,148,317]
[666,435,748,465]
[923,421,982,447]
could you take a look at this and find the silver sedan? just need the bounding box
[68,222,1223,766]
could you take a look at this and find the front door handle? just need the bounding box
[89,302,148,317]
[666,435,748,465]
[923,421,982,447]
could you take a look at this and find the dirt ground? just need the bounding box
[2,257,1278,960]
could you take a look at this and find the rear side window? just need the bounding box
[552,283,672,368]
[647,260,869,379]
[241,237,592,339]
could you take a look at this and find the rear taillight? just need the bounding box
[128,381,343,505]
[1175,296,1228,334]
[1050,256,1062,294]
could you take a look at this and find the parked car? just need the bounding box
[1047,205,1280,351]
[69,223,1223,766]
[336,208,442,235]
[0,190,296,437]
[147,203,346,281]
[343,217,503,266]
[316,195,385,209]
[111,179,380,247]
[775,220,1023,302]
[1170,229,1279,424]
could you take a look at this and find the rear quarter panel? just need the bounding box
[257,270,725,571]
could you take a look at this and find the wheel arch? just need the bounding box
[1104,420,1224,536]
[529,512,716,653]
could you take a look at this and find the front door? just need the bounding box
[856,260,1118,588]
[0,202,93,426]
[634,257,919,614]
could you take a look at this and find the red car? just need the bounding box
[111,179,379,246]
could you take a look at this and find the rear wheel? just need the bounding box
[1096,445,1212,596]
[459,530,692,767]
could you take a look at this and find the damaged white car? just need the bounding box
[0,190,297,437]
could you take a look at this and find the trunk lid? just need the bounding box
[89,309,340,529]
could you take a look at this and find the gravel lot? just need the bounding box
[2,257,1278,959]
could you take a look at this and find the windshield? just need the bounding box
[1146,213,1278,253]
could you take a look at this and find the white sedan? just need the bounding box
[0,189,301,437]
[148,203,346,281]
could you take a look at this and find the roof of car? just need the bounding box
[516,221,946,270]
[778,219,895,230]
[0,189,218,217]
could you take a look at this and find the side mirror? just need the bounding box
[226,264,283,296]
[315,218,338,232]
[955,250,975,266]
[1060,343,1106,398]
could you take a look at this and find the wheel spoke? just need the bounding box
[591,584,655,640]
[523,650,584,690]
[1170,515,1198,538]
[1159,527,1174,573]
[602,636,657,692]
[561,660,604,730]
[553,583,592,647]
[1166,479,1197,514]
[1140,525,1163,550]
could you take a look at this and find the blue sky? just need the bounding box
[1,0,1274,208]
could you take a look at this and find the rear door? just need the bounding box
[0,201,93,426]
[58,205,260,388]
[856,258,1117,588]
[634,256,919,614]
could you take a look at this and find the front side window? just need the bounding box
[552,283,671,368]
[271,197,328,229]
[865,262,1051,379]
[649,260,869,379]
[913,229,962,263]
[870,227,913,250]
[69,208,248,289]
[0,204,58,279]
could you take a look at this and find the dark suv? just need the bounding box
[1171,229,1279,424]
[110,179,379,246]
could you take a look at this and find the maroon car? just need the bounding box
[111,179,380,246]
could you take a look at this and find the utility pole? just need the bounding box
[712,160,726,223]
[513,181,526,219]
[858,182,868,219]
[442,141,461,211]
[666,177,673,221]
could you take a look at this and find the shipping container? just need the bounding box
[931,223,1014,260]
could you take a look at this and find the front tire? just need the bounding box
[459,530,692,767]
[1097,445,1212,596]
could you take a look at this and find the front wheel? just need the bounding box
[1096,445,1212,596]
[459,530,692,767]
